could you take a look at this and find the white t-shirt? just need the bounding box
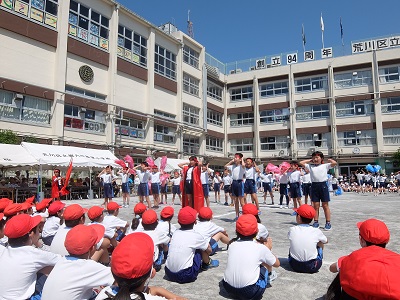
[100,173,114,184]
[222,175,232,185]
[137,170,151,183]
[223,240,276,288]
[0,246,61,300]
[42,216,61,238]
[141,229,170,262]
[165,229,209,272]
[279,173,289,184]
[227,164,245,181]
[96,286,167,300]
[186,167,194,180]
[151,172,161,184]
[50,225,71,256]
[259,173,272,183]
[41,257,114,300]
[245,167,257,180]
[288,170,301,183]
[88,222,115,239]
[213,175,221,184]
[200,171,209,185]
[302,173,311,184]
[194,221,224,239]
[157,220,177,238]
[120,173,129,184]
[171,177,181,186]
[102,215,128,230]
[288,224,328,261]
[304,163,332,182]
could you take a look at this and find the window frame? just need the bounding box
[296,104,330,120]
[183,135,200,155]
[63,104,106,133]
[230,86,253,102]
[230,112,254,127]
[115,117,146,140]
[260,108,289,124]
[206,136,223,152]
[259,80,289,98]
[207,81,223,101]
[260,136,289,151]
[295,76,328,93]
[154,44,176,80]
[381,97,400,113]
[334,70,373,89]
[207,109,223,126]
[230,138,253,152]
[183,45,199,69]
[117,24,147,67]
[337,130,376,147]
[183,73,199,96]
[336,100,374,117]
[182,103,200,126]
[379,66,400,83]
[154,125,175,144]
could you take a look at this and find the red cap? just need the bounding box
[111,232,154,279]
[88,206,104,220]
[242,203,258,216]
[142,210,158,225]
[0,213,3,220]
[4,214,42,238]
[178,206,197,225]
[48,201,65,215]
[340,246,400,299]
[35,198,52,212]
[64,224,104,255]
[25,195,35,204]
[107,201,122,211]
[3,203,24,217]
[63,204,87,221]
[134,203,147,214]
[199,207,213,220]
[357,218,390,244]
[0,198,12,212]
[236,214,258,237]
[160,206,174,219]
[21,201,33,211]
[294,204,316,219]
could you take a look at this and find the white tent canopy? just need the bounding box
[0,144,38,168]
[21,142,119,168]
[154,157,186,172]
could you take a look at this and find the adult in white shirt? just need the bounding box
[225,153,246,220]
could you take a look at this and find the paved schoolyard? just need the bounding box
[72,191,400,300]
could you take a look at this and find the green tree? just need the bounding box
[393,148,400,165]
[0,129,19,144]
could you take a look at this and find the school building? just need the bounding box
[1,0,400,175]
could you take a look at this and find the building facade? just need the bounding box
[1,0,400,175]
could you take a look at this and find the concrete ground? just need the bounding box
[71,191,400,300]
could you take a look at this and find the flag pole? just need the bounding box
[302,24,306,53]
[321,13,325,49]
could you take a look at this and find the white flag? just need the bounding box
[320,13,324,32]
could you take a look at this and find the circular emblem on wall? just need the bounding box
[79,65,94,82]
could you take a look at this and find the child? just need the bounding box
[41,224,114,299]
[51,168,64,200]
[301,169,312,205]
[288,204,328,273]
[244,158,261,212]
[97,165,116,207]
[160,174,170,204]
[41,201,66,246]
[201,163,212,207]
[165,206,219,283]
[222,169,233,206]
[223,214,280,299]
[171,172,182,205]
[150,166,161,208]
[194,207,230,254]
[87,205,118,247]
[278,172,290,209]
[225,153,246,221]
[300,151,337,230]
[287,161,303,215]
[127,202,147,234]
[134,162,152,208]
[178,156,204,210]
[158,206,177,241]
[117,167,131,207]
[102,201,129,241]
[259,171,274,205]
[213,172,222,203]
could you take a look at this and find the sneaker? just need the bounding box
[201,258,219,271]
[230,203,234,207]
[258,210,262,215]
[224,202,229,206]
[325,222,332,231]
[291,211,297,216]
[268,270,278,283]
[312,222,320,228]
[279,205,283,209]
[263,201,267,204]
[284,206,289,209]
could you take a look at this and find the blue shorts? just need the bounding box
[224,185,231,194]
[213,183,220,192]
[262,182,272,192]
[121,182,129,193]
[210,238,218,255]
[279,183,288,195]
[138,182,149,197]
[311,182,330,202]
[244,179,256,194]
[172,185,181,195]
[231,180,244,198]
[185,180,194,195]
[380,182,386,188]
[223,266,268,300]
[165,250,202,283]
[289,182,302,198]
[302,183,311,196]
[288,247,323,273]
[203,184,209,197]
[103,183,113,198]
[160,184,167,193]
[151,183,160,195]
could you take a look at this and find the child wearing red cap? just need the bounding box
[157,206,177,260]
[41,201,66,246]
[288,204,328,273]
[171,171,182,205]
[127,202,147,234]
[165,206,219,283]
[102,201,129,241]
[88,205,118,247]
[194,207,229,255]
[225,153,246,220]
[0,214,61,299]
[327,218,400,300]
[223,214,280,299]
[178,156,204,211]
[96,232,187,300]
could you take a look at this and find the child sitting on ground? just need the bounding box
[157,206,177,260]
[41,201,65,246]
[126,202,147,234]
[102,201,129,241]
[87,205,118,247]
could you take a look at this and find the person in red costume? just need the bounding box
[178,156,204,212]
[51,169,64,200]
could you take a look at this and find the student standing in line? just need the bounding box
[201,163,212,207]
[171,172,182,205]
[117,167,131,208]
[278,172,290,209]
[98,165,117,207]
[134,162,152,209]
[287,161,303,216]
[244,158,261,213]
[150,166,162,208]
[222,169,233,206]
[178,156,204,211]
[213,172,222,204]
[259,171,274,205]
[225,153,246,221]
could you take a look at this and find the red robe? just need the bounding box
[51,175,62,199]
[180,165,204,212]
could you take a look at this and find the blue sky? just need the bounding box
[120,0,400,64]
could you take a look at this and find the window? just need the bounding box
[383,128,400,144]
[207,109,223,126]
[183,104,199,125]
[260,136,288,150]
[0,90,51,124]
[260,108,289,124]
[295,76,328,92]
[337,130,376,146]
[230,112,254,126]
[64,104,105,133]
[379,66,400,83]
[207,81,222,101]
[334,70,372,89]
[183,45,199,69]
[183,73,199,96]
[154,44,176,80]
[297,133,331,149]
[230,138,253,152]
[115,118,145,139]
[230,86,253,101]
[154,110,176,120]
[154,125,175,144]
[0,0,58,29]
[259,81,289,97]
[68,0,109,50]
[206,136,223,152]
[183,135,199,155]
[336,100,374,117]
[65,85,106,101]
[296,105,329,120]
[117,25,147,67]
[381,97,400,113]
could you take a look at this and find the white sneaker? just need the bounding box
[284,206,289,209]
[268,270,278,282]
[279,205,283,209]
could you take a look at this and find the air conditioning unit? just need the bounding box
[313,133,319,139]
[356,130,362,135]
[308,147,316,154]
[235,68,242,73]
[79,107,87,114]
[229,70,236,74]
[278,149,289,157]
[14,93,24,101]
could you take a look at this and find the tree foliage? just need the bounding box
[0,129,19,144]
